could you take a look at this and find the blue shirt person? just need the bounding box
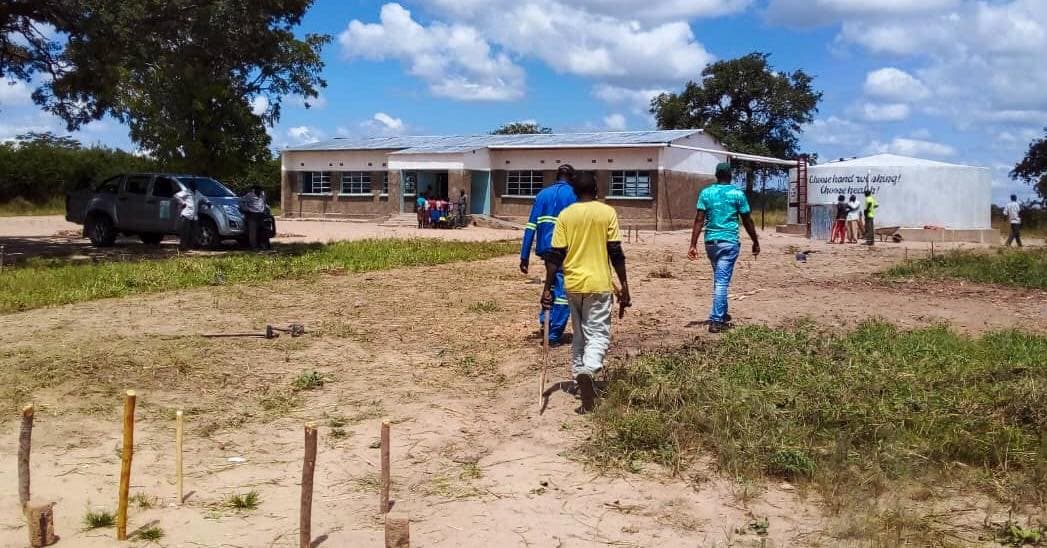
[520,164,578,344]
[688,162,761,333]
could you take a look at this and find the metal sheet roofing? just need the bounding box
[284,130,702,153]
[819,154,980,169]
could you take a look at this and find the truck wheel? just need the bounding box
[86,214,117,247]
[140,233,164,246]
[196,219,221,250]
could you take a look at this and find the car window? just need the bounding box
[152,177,179,198]
[97,175,122,194]
[124,175,151,195]
[176,177,236,198]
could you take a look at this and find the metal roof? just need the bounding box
[284,130,703,153]
[819,154,981,169]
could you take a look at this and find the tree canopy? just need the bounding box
[1011,128,1047,199]
[650,52,821,194]
[1,0,329,178]
[491,122,553,135]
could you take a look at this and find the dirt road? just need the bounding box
[0,220,1043,546]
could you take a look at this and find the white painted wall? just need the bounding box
[807,164,992,229]
[488,147,661,171]
[660,132,724,174]
[281,150,391,171]
[462,148,491,171]
[387,154,465,171]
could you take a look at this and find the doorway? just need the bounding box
[470,171,491,215]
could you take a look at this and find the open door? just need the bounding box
[470,171,491,215]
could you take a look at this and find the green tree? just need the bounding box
[1,0,329,178]
[650,52,822,195]
[1011,128,1047,199]
[491,122,553,135]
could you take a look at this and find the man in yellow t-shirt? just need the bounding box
[541,174,631,413]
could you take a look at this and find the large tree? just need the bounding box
[492,122,553,135]
[650,52,822,195]
[1,0,329,177]
[1011,129,1047,199]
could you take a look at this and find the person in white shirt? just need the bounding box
[240,184,268,250]
[1003,195,1023,248]
[845,194,862,243]
[174,182,199,250]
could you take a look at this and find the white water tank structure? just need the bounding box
[793,154,997,243]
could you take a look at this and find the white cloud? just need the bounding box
[286,126,325,145]
[804,116,868,147]
[593,84,667,114]
[863,68,930,102]
[765,0,960,27]
[865,137,957,158]
[0,80,33,107]
[603,113,627,131]
[250,95,269,116]
[859,102,911,122]
[339,3,525,101]
[361,112,407,136]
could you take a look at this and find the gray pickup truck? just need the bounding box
[66,173,275,248]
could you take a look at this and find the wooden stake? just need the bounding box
[117,390,136,541]
[175,410,184,505]
[300,423,318,548]
[19,404,34,508]
[1,244,5,273]
[25,501,57,547]
[384,513,411,548]
[539,312,550,409]
[930,241,936,259]
[380,420,391,514]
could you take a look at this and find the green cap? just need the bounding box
[715,162,731,173]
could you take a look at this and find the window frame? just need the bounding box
[301,171,331,195]
[339,171,372,195]
[402,171,418,196]
[123,174,152,195]
[505,170,545,197]
[151,176,180,198]
[380,172,389,196]
[609,170,652,199]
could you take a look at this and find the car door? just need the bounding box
[148,176,182,233]
[116,174,153,230]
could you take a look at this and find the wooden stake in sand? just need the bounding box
[116,390,136,541]
[300,423,318,548]
[384,512,411,548]
[380,420,391,514]
[25,501,57,547]
[539,312,550,409]
[19,404,34,508]
[175,410,184,505]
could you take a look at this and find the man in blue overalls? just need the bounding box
[520,164,577,345]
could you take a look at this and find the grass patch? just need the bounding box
[130,492,157,509]
[0,196,65,217]
[883,248,1047,290]
[134,525,165,542]
[291,370,327,391]
[225,490,260,511]
[467,300,501,313]
[82,508,115,529]
[0,238,518,313]
[588,321,1047,508]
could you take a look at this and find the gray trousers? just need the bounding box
[568,293,613,377]
[864,216,875,245]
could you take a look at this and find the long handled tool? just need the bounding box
[539,312,550,410]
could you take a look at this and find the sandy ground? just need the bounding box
[0,217,1044,547]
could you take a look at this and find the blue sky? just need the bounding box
[3,0,1045,203]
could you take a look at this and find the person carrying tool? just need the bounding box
[541,172,630,413]
[863,189,879,245]
[521,164,577,345]
[688,162,760,333]
[174,180,200,250]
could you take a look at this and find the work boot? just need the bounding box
[708,321,733,334]
[575,374,596,414]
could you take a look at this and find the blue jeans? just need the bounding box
[705,241,740,324]
[539,264,570,344]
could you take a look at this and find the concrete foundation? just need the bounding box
[775,224,807,235]
[896,227,1000,244]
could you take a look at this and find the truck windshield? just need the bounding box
[177,177,236,198]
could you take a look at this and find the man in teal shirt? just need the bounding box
[688,162,761,333]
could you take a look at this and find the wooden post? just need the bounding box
[117,390,136,541]
[19,404,34,508]
[539,312,549,409]
[384,513,410,548]
[380,420,391,514]
[175,410,184,505]
[300,423,318,548]
[930,241,935,259]
[25,502,57,547]
[1,244,5,272]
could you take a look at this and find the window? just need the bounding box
[610,171,651,198]
[341,172,371,194]
[301,171,330,194]
[152,177,178,198]
[124,175,151,195]
[402,172,418,195]
[97,175,121,194]
[506,170,544,196]
[381,173,389,195]
[175,177,236,198]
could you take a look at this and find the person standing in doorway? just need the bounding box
[688,162,760,333]
[863,190,878,246]
[1004,194,1023,247]
[457,189,468,227]
[541,173,630,413]
[240,184,267,250]
[830,194,848,244]
[415,192,428,229]
[521,164,578,345]
[846,194,862,243]
[175,181,199,250]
